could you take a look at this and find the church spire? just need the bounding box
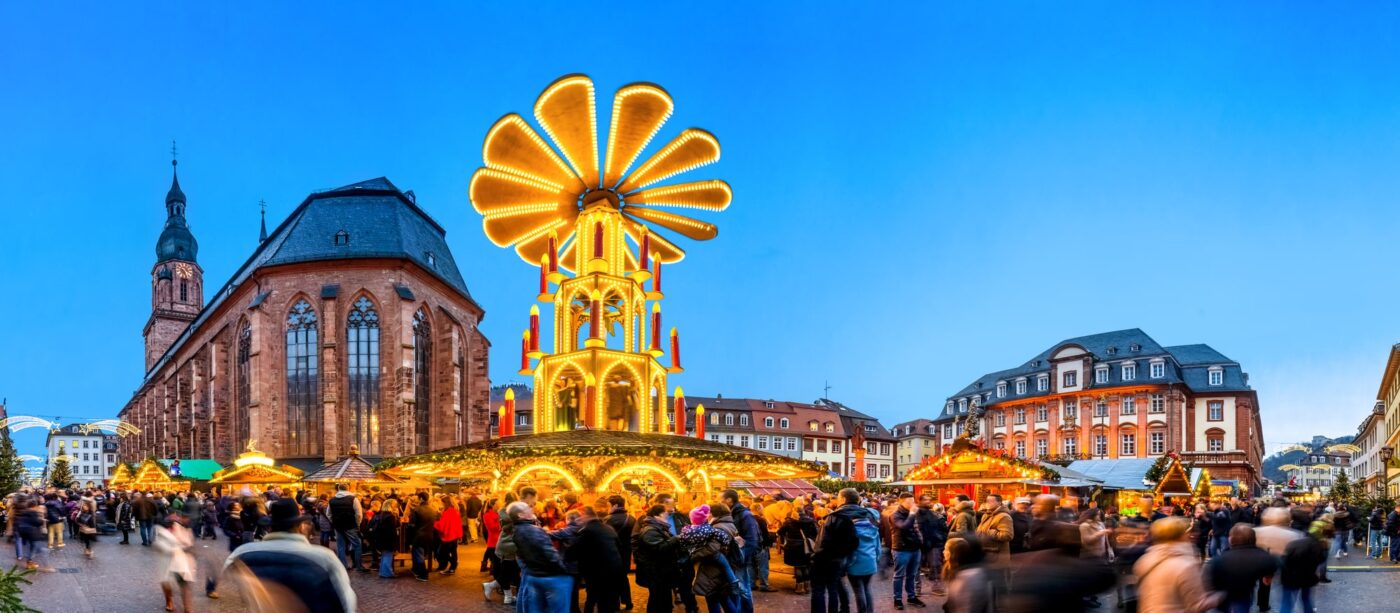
[166,141,186,217]
[259,199,268,243]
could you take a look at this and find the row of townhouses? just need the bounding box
[1355,344,1400,498]
[488,385,899,481]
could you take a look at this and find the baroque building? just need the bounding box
[936,328,1265,493]
[118,166,490,465]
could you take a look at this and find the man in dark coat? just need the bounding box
[408,492,438,581]
[1207,524,1277,613]
[1385,503,1400,564]
[511,501,574,612]
[721,489,762,613]
[915,494,948,596]
[131,492,157,546]
[570,506,623,613]
[1009,497,1032,555]
[633,505,681,613]
[603,495,637,610]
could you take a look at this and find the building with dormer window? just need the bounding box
[935,328,1264,493]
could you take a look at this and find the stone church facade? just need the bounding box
[118,165,490,465]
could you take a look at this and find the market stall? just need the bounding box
[207,441,305,494]
[899,438,1100,505]
[123,458,191,492]
[377,430,825,507]
[302,445,423,496]
[107,463,133,489]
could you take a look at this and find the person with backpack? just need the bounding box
[75,497,99,559]
[720,489,761,613]
[43,493,66,550]
[603,494,638,609]
[328,483,366,573]
[814,488,878,613]
[222,501,246,552]
[777,506,818,594]
[916,498,948,598]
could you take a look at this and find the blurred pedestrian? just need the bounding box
[778,506,817,594]
[941,537,989,613]
[154,514,196,612]
[1206,524,1277,613]
[1279,510,1328,613]
[890,492,925,610]
[1133,516,1219,613]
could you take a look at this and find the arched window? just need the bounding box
[235,321,252,448]
[285,300,321,456]
[346,297,380,454]
[709,411,719,425]
[413,308,432,453]
[724,413,734,426]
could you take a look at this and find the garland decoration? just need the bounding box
[904,437,1060,483]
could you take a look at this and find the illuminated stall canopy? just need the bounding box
[120,458,190,491]
[208,441,304,490]
[303,444,423,494]
[377,430,823,496]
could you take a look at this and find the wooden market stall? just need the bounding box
[207,441,305,494]
[302,445,424,497]
[107,463,134,489]
[899,438,1101,505]
[122,458,192,492]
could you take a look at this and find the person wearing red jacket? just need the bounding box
[481,498,501,573]
[435,495,464,575]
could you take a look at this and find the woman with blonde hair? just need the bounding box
[371,498,402,578]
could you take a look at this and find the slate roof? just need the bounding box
[141,177,477,383]
[940,329,1252,420]
[303,454,394,483]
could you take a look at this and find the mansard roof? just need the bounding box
[142,177,478,382]
[940,328,1251,420]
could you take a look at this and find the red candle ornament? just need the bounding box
[670,327,681,370]
[503,388,516,436]
[547,231,559,273]
[528,305,540,353]
[673,387,687,436]
[584,374,597,429]
[538,255,548,293]
[520,331,530,371]
[639,229,650,271]
[497,406,508,437]
[652,252,662,293]
[695,404,706,439]
[650,303,662,354]
[593,221,604,259]
[589,290,603,343]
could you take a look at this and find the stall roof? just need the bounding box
[732,479,821,499]
[159,459,224,481]
[1065,459,1158,490]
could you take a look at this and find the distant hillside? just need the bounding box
[1262,435,1354,483]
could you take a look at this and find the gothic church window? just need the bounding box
[413,308,433,453]
[285,300,321,456]
[347,296,380,454]
[236,321,251,448]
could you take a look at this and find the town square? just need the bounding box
[3,3,1400,613]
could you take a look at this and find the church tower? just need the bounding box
[144,156,203,369]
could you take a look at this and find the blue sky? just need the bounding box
[2,3,1399,460]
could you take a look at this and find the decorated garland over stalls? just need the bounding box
[905,437,1061,483]
[376,436,826,475]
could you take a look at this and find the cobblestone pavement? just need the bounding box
[16,535,1400,612]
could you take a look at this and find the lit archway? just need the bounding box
[595,461,687,493]
[504,462,583,491]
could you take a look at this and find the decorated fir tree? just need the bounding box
[48,453,74,490]
[1330,468,1352,501]
[0,432,27,495]
[1144,452,1174,485]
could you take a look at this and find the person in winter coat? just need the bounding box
[116,494,136,545]
[1367,506,1387,559]
[487,493,521,605]
[43,493,66,550]
[942,537,990,613]
[1190,504,1211,561]
[890,492,925,610]
[199,500,219,540]
[1006,521,1116,613]
[633,504,681,613]
[481,499,500,573]
[570,505,623,613]
[1209,502,1235,558]
[813,489,874,613]
[16,499,53,573]
[1133,517,1220,613]
[974,495,1014,566]
[603,495,637,610]
[916,497,949,596]
[1279,514,1328,613]
[778,507,818,594]
[313,498,335,547]
[1386,503,1400,564]
[510,501,574,613]
[1207,524,1278,613]
[370,498,401,578]
[408,492,439,582]
[719,489,761,613]
[222,502,246,552]
[74,498,99,559]
[155,515,196,613]
[949,499,977,537]
[434,494,463,575]
[681,504,741,613]
[1009,498,1032,555]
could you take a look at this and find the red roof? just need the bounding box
[733,478,821,498]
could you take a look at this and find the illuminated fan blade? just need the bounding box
[535,74,600,189]
[617,128,720,193]
[514,226,574,266]
[625,180,731,212]
[623,206,717,241]
[604,83,673,188]
[482,114,582,190]
[471,168,576,248]
[621,217,686,263]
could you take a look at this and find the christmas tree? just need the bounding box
[48,453,74,490]
[1330,468,1352,501]
[0,430,26,495]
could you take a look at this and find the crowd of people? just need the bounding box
[5,481,1400,613]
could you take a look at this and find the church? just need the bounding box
[117,160,491,466]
